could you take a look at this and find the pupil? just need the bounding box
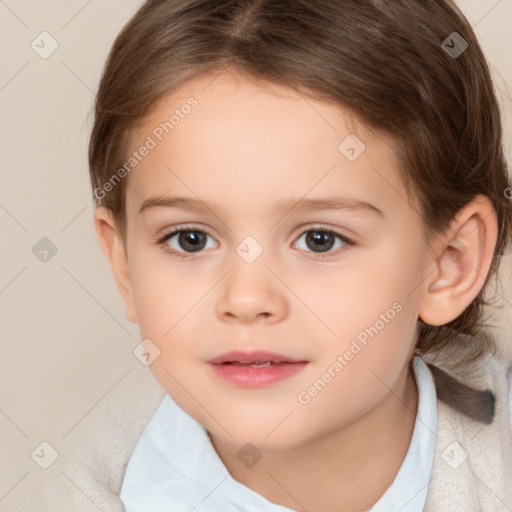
[307,231,334,253]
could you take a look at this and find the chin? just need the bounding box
[206,416,309,452]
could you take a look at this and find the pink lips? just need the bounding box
[208,350,308,388]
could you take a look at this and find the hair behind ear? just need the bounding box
[419,328,499,424]
[426,363,495,424]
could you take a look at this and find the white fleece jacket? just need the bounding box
[5,348,511,512]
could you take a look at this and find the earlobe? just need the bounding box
[93,207,138,324]
[419,195,498,326]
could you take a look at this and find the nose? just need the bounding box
[214,260,288,324]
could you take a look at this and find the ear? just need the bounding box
[93,207,138,324]
[418,195,498,326]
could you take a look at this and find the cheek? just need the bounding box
[130,261,206,400]
[128,251,200,345]
[295,301,417,438]
[311,238,422,392]
[320,237,422,328]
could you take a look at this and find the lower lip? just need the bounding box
[209,362,308,387]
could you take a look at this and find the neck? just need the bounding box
[209,361,418,512]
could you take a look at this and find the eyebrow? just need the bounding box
[138,195,384,218]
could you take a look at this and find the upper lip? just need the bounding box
[208,350,307,364]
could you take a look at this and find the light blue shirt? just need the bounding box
[119,357,444,511]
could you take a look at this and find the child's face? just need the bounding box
[121,71,432,450]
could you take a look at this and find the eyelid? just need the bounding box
[156,223,214,245]
[292,223,354,243]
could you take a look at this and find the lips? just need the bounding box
[208,350,308,387]
[208,350,306,365]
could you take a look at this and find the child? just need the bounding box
[86,0,512,510]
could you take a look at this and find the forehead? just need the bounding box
[125,71,410,220]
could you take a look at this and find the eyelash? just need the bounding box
[156,224,355,261]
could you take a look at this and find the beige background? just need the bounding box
[0,0,511,507]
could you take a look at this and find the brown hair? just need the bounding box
[89,0,512,422]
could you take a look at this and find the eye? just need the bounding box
[158,227,217,257]
[293,228,353,258]
[157,225,353,260]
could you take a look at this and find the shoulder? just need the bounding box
[80,368,166,483]
[423,346,512,511]
[38,368,166,511]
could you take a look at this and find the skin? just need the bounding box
[95,70,498,511]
